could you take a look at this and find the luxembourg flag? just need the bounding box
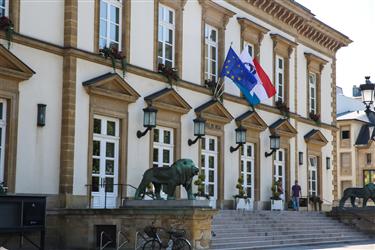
[239,50,276,105]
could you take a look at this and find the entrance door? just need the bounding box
[201,136,218,208]
[0,99,6,183]
[308,155,318,196]
[274,149,285,200]
[240,143,254,204]
[91,116,119,208]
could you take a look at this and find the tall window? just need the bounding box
[240,143,254,199]
[0,99,6,183]
[309,72,317,113]
[274,149,285,200]
[153,127,174,168]
[243,41,254,58]
[201,136,218,205]
[158,4,175,68]
[99,0,122,49]
[0,0,8,17]
[204,24,218,81]
[364,170,375,185]
[276,55,284,102]
[308,156,318,196]
[92,116,119,208]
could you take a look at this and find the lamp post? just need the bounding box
[360,76,375,112]
[265,133,280,157]
[137,106,158,138]
[188,116,206,146]
[230,125,247,153]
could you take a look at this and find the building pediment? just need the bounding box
[82,72,140,103]
[195,100,233,124]
[0,45,35,81]
[235,110,267,131]
[304,129,328,146]
[144,87,191,114]
[269,118,297,138]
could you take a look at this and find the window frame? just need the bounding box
[99,0,123,50]
[341,130,350,140]
[204,24,219,81]
[240,143,255,199]
[0,0,9,17]
[0,99,6,183]
[308,155,318,197]
[309,72,317,114]
[200,135,218,199]
[366,153,372,165]
[157,4,175,68]
[275,55,285,103]
[152,126,174,168]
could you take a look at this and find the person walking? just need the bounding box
[292,180,302,211]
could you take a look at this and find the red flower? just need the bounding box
[0,16,12,30]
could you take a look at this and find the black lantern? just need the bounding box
[37,104,47,127]
[137,106,158,138]
[265,133,280,157]
[360,76,375,112]
[188,116,206,146]
[230,125,247,153]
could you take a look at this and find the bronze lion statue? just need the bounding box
[134,159,199,200]
[339,183,375,207]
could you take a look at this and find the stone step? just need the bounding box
[212,224,352,232]
[212,219,340,225]
[210,238,367,250]
[212,231,365,244]
[211,235,369,249]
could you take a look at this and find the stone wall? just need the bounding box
[46,207,217,250]
[329,207,375,235]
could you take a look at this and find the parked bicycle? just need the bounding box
[142,225,191,250]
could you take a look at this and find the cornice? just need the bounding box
[226,0,352,56]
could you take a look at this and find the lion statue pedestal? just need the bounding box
[134,159,199,200]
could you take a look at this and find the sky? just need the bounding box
[296,0,375,97]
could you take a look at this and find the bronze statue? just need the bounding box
[134,159,199,200]
[339,183,375,207]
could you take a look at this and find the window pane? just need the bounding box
[163,149,170,164]
[278,73,283,85]
[247,174,251,185]
[165,60,172,68]
[168,9,173,24]
[247,146,252,157]
[107,121,115,136]
[209,170,214,182]
[158,5,163,22]
[167,29,173,44]
[208,185,214,196]
[247,188,251,198]
[94,119,101,134]
[240,161,244,172]
[153,129,159,142]
[110,24,119,42]
[247,162,251,173]
[99,38,107,49]
[165,44,172,60]
[209,139,215,151]
[93,141,100,156]
[100,20,107,37]
[106,142,115,157]
[278,58,283,69]
[202,138,206,150]
[92,177,99,192]
[211,61,216,75]
[209,156,214,168]
[153,148,159,162]
[278,165,282,176]
[105,177,114,192]
[106,160,114,175]
[164,130,171,144]
[211,46,216,60]
[278,151,283,161]
[210,29,217,42]
[110,5,119,24]
[0,102,3,120]
[92,159,100,174]
[201,154,205,167]
[100,1,107,19]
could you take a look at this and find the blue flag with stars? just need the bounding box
[220,47,258,104]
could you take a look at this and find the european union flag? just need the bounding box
[220,47,258,96]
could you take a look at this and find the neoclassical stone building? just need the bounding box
[0,0,351,212]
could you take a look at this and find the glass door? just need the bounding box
[274,149,285,200]
[201,136,218,208]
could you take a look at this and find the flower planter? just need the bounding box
[271,199,283,211]
[235,198,253,211]
[196,196,207,201]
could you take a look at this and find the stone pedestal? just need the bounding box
[329,207,375,235]
[46,206,217,250]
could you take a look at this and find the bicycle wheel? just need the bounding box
[172,238,191,250]
[142,239,162,250]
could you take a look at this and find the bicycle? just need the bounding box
[142,225,191,250]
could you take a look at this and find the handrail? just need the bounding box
[117,231,128,250]
[100,231,113,250]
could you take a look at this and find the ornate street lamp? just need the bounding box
[188,116,206,146]
[265,133,280,157]
[230,125,247,153]
[137,106,158,138]
[360,76,375,112]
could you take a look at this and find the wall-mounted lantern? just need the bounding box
[188,116,205,146]
[230,125,247,153]
[299,152,303,165]
[326,157,331,170]
[360,76,375,112]
[37,104,47,127]
[265,133,280,157]
[137,106,158,138]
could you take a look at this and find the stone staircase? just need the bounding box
[211,210,371,249]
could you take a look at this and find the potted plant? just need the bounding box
[275,100,290,118]
[99,43,127,77]
[234,176,252,210]
[270,178,283,210]
[309,112,321,125]
[0,182,7,195]
[158,63,179,87]
[193,173,209,200]
[0,16,14,49]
